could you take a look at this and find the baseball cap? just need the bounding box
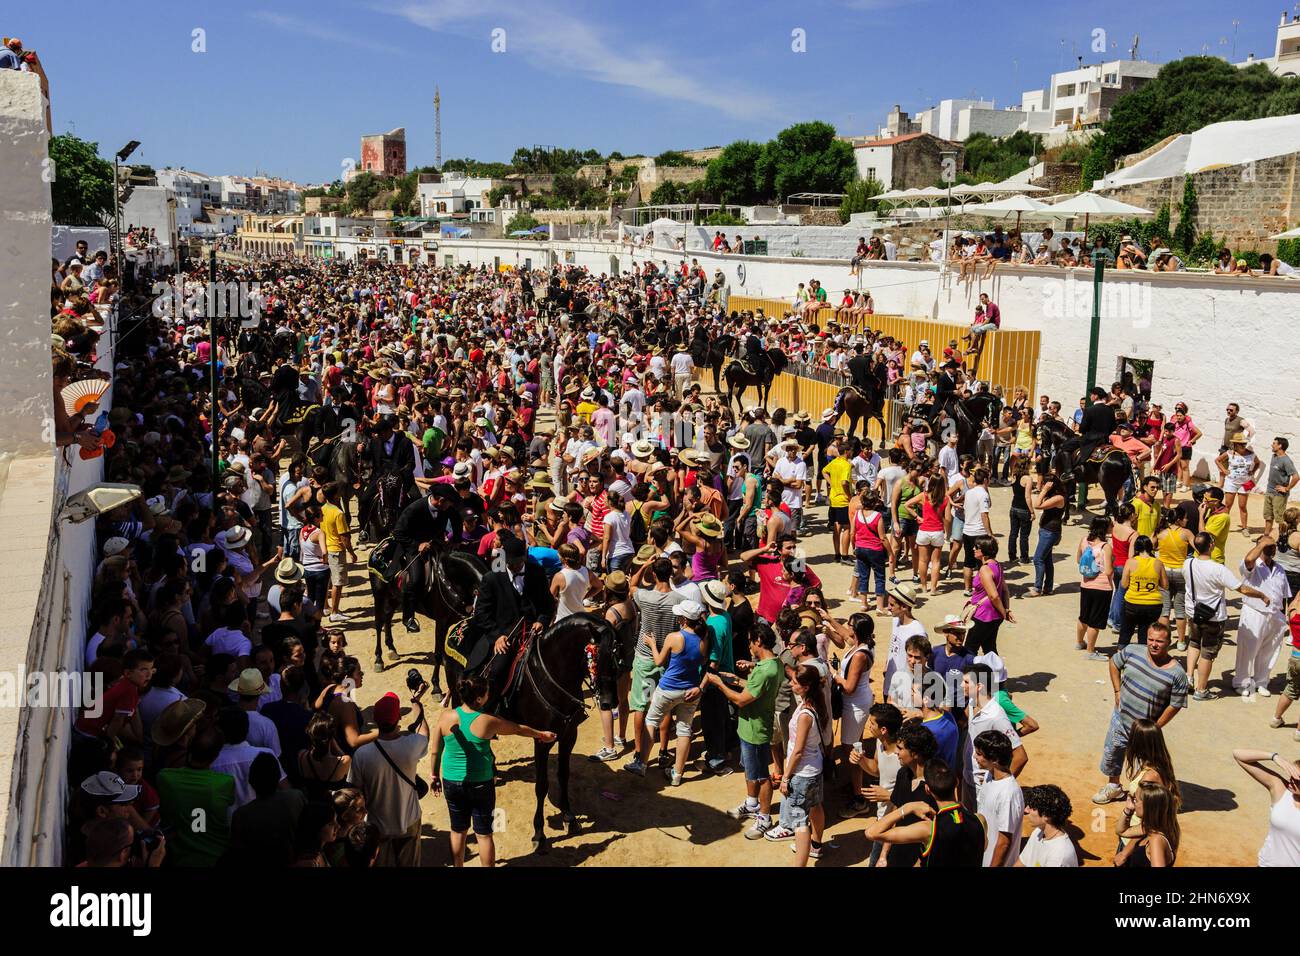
[80,771,141,804]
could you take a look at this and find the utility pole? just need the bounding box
[208,249,220,490]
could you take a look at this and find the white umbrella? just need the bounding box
[1268,227,1300,240]
[1043,193,1154,245]
[964,194,1055,232]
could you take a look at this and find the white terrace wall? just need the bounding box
[442,236,1300,479]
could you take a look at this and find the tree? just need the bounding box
[753,121,855,203]
[1173,176,1198,253]
[956,130,1040,185]
[704,140,765,205]
[487,184,516,207]
[839,175,884,223]
[655,150,700,167]
[506,211,540,234]
[389,172,418,215]
[649,181,684,205]
[49,134,114,226]
[702,211,745,226]
[551,172,584,206]
[344,172,384,214]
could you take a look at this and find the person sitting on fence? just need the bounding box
[849,237,868,276]
[962,294,1001,356]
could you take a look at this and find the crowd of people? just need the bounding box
[49,234,1300,870]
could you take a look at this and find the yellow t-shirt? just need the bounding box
[1205,511,1231,563]
[1132,497,1158,539]
[575,401,599,424]
[822,457,853,508]
[321,503,348,554]
[1124,556,1163,605]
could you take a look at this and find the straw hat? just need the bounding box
[631,439,656,460]
[885,580,918,608]
[679,448,708,467]
[932,613,970,635]
[605,570,629,596]
[700,578,727,610]
[632,544,658,566]
[274,558,305,586]
[151,698,206,747]
[228,668,270,697]
[693,514,724,539]
[727,434,751,450]
[219,526,251,550]
[1229,431,1248,445]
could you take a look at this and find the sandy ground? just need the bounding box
[333,481,1288,868]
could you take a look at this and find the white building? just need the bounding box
[219,175,249,209]
[120,185,179,266]
[1234,11,1300,77]
[917,99,991,141]
[1021,59,1161,130]
[417,172,499,216]
[156,167,221,205]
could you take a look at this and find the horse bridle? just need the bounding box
[520,632,588,733]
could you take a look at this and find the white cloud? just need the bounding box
[249,11,402,56]
[380,0,777,120]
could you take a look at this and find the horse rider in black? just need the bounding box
[741,321,768,378]
[846,344,874,399]
[359,414,416,535]
[1059,387,1117,474]
[391,467,488,632]
[463,535,544,698]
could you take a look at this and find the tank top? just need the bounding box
[1112,528,1133,568]
[840,645,874,711]
[554,566,590,621]
[1260,794,1300,866]
[1125,555,1163,605]
[971,560,1006,622]
[854,509,885,550]
[660,627,704,691]
[691,545,722,582]
[301,526,328,573]
[1157,530,1190,572]
[440,707,495,783]
[923,802,986,867]
[919,496,945,533]
[786,704,824,777]
[1080,542,1114,591]
[897,479,921,515]
[1010,478,1029,511]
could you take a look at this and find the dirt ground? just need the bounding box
[335,482,1286,868]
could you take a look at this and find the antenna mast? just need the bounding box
[434,86,442,170]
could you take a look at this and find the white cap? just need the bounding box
[102,536,130,557]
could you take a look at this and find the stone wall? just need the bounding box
[1032,162,1083,195]
[1100,152,1300,250]
[892,136,963,191]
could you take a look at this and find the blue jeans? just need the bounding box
[855,547,887,595]
[1007,508,1032,562]
[1033,528,1061,593]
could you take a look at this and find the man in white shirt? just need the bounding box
[771,439,809,531]
[670,348,695,400]
[938,432,960,485]
[209,708,285,808]
[349,691,429,866]
[230,668,281,758]
[883,582,926,699]
[1184,532,1267,699]
[961,663,1026,807]
[1234,536,1293,698]
[1018,784,1079,866]
[882,234,897,261]
[973,729,1024,867]
[851,441,881,486]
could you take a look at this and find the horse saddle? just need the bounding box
[1086,446,1126,466]
[367,536,400,584]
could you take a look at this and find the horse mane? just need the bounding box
[443,548,487,582]
[542,610,615,648]
[768,349,789,373]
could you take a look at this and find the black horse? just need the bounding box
[832,375,888,441]
[368,545,485,689]
[1037,418,1133,518]
[916,392,1002,460]
[724,348,788,412]
[444,611,616,854]
[701,333,736,395]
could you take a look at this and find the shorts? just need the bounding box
[778,773,824,831]
[1285,655,1300,701]
[962,534,981,570]
[1187,618,1226,659]
[1223,477,1250,494]
[916,529,944,548]
[1264,494,1289,523]
[629,655,664,712]
[1079,588,1112,630]
[828,506,849,527]
[646,685,698,738]
[1159,471,1178,494]
[1099,711,1131,777]
[443,778,496,835]
[898,517,919,538]
[740,739,772,782]
[328,552,348,588]
[597,673,619,711]
[1161,567,1186,621]
[840,700,869,748]
[951,514,965,540]
[1180,446,1193,461]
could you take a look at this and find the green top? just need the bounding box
[897,478,921,512]
[422,425,446,459]
[707,611,734,674]
[440,707,495,783]
[738,656,782,746]
[996,690,1024,727]
[156,767,236,867]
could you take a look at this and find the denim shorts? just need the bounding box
[740,739,771,782]
[443,778,496,835]
[646,685,698,737]
[779,773,824,831]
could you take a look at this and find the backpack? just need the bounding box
[1078,543,1101,580]
[629,504,648,546]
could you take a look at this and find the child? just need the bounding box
[117,747,160,826]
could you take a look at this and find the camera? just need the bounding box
[405,668,425,693]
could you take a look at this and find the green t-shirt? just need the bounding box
[814,286,828,302]
[738,656,781,746]
[996,690,1024,727]
[156,767,236,867]
[707,612,734,674]
[422,425,446,459]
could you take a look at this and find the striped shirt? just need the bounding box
[1115,645,1188,726]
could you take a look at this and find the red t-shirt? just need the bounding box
[76,677,139,738]
[753,556,822,623]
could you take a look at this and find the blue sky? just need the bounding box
[12,0,1284,183]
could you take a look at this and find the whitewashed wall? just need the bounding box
[443,236,1300,478]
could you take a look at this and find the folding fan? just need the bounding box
[61,379,109,417]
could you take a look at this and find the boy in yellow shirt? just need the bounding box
[821,442,854,562]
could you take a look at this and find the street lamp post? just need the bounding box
[112,140,140,277]
[939,150,958,282]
